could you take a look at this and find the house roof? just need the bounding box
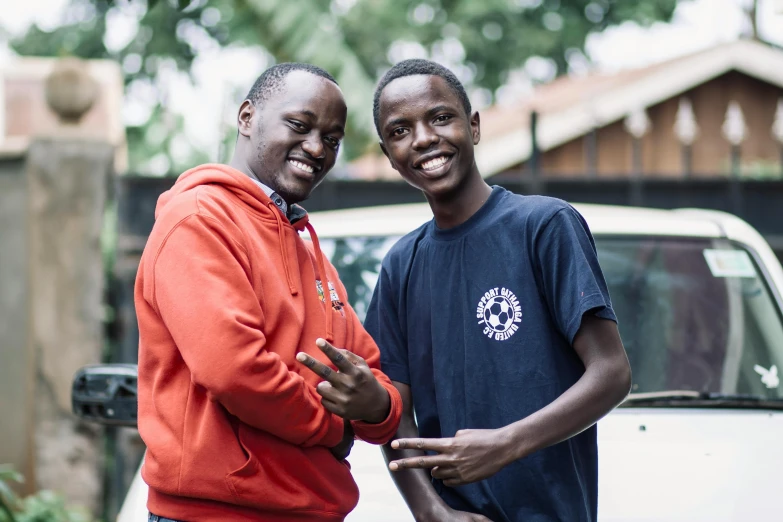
[347,38,783,181]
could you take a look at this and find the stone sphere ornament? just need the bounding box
[44,57,99,124]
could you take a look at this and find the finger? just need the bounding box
[315,338,357,374]
[443,478,466,487]
[388,454,452,471]
[340,348,366,367]
[320,398,344,417]
[316,381,341,401]
[296,352,341,385]
[391,437,451,452]
[430,466,459,480]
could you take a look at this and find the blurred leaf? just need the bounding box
[0,467,23,485]
[0,483,19,522]
[0,467,92,522]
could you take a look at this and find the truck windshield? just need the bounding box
[596,237,783,400]
[319,235,783,401]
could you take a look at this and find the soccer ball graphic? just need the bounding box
[483,296,514,332]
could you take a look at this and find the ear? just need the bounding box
[470,111,481,145]
[379,141,399,172]
[237,100,255,138]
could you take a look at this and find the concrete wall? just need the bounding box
[26,138,112,513]
[0,153,33,487]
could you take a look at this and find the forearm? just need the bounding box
[382,416,450,520]
[504,355,631,462]
[210,361,344,448]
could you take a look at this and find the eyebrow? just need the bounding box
[383,104,458,132]
[383,116,409,131]
[426,105,455,116]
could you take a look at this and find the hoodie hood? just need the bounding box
[156,163,308,228]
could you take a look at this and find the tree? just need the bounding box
[7,0,681,172]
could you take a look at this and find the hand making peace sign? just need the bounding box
[296,338,391,424]
[389,429,513,487]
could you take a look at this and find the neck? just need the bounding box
[229,144,272,188]
[229,155,259,182]
[427,168,492,230]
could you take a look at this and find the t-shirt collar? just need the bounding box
[429,185,506,241]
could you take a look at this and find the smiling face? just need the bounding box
[237,70,347,204]
[378,74,481,199]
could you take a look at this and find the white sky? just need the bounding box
[2,0,783,164]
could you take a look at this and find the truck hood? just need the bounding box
[599,408,783,521]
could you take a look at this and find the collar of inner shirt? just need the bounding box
[250,178,289,217]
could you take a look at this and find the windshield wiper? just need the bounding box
[620,390,783,410]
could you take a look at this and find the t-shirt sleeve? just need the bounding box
[364,261,410,385]
[534,205,617,344]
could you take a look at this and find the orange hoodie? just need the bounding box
[135,164,402,522]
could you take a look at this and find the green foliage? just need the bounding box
[0,467,94,522]
[340,0,679,91]
[6,0,681,172]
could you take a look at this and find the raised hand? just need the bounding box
[296,338,391,424]
[389,429,511,487]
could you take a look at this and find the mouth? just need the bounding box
[287,158,321,176]
[414,153,454,178]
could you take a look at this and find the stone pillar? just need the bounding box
[0,151,32,491]
[26,57,114,515]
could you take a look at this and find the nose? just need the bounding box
[411,122,439,150]
[301,134,326,160]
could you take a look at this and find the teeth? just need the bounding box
[289,160,314,173]
[421,156,448,170]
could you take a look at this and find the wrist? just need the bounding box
[498,422,531,464]
[364,386,391,424]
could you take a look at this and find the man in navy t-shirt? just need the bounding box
[364,59,632,522]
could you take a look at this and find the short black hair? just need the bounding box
[245,62,338,106]
[373,59,472,137]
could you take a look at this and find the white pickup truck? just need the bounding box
[73,202,783,522]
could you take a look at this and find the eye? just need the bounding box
[434,114,452,124]
[325,136,341,149]
[288,120,307,132]
[391,127,409,137]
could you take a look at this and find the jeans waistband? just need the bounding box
[149,514,184,522]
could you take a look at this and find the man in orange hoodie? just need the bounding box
[135,63,403,522]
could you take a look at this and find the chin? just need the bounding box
[403,171,461,199]
[277,188,311,205]
[275,179,316,205]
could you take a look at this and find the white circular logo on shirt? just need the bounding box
[476,287,522,341]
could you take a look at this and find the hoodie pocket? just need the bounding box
[224,423,359,514]
[224,426,258,504]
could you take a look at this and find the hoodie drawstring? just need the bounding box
[304,221,334,343]
[270,203,298,296]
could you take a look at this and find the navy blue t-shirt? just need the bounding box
[364,186,616,522]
